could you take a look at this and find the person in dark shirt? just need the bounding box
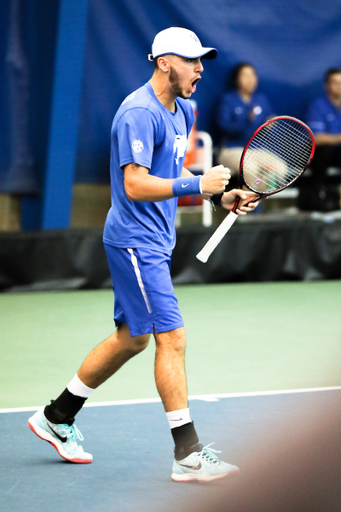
[298,67,341,212]
[217,62,274,175]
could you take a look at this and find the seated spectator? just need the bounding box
[216,62,274,175]
[298,67,341,212]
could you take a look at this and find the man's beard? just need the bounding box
[169,66,189,99]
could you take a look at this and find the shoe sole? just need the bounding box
[28,416,93,464]
[171,468,239,483]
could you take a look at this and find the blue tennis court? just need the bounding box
[1,282,341,511]
[1,388,341,512]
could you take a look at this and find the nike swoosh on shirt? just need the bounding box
[181,183,189,188]
[47,423,67,443]
[170,418,183,421]
[179,462,202,470]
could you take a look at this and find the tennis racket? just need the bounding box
[196,115,315,263]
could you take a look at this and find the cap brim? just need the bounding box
[200,48,218,60]
[152,48,218,60]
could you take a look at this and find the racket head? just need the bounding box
[239,116,315,197]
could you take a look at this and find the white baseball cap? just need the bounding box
[148,27,217,61]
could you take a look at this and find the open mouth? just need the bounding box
[191,77,201,92]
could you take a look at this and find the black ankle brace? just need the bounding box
[171,421,201,460]
[44,388,87,426]
[44,401,74,426]
[174,442,203,461]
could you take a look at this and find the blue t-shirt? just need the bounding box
[306,95,341,135]
[217,91,273,147]
[103,82,194,252]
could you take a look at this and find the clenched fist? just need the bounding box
[201,165,231,195]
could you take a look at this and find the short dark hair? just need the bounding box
[229,62,256,90]
[324,67,341,83]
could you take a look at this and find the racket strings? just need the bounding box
[251,135,312,171]
[250,133,311,177]
[244,149,302,189]
[254,120,312,157]
[243,118,313,194]
[244,151,294,190]
[246,130,312,188]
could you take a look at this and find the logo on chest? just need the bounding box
[173,135,188,164]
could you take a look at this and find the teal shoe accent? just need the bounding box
[28,408,93,463]
[172,443,239,482]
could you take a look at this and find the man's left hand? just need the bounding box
[221,189,259,214]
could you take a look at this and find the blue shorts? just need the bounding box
[104,244,184,337]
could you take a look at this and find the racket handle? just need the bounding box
[196,212,238,263]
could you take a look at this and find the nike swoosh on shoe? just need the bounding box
[179,462,202,470]
[47,423,67,443]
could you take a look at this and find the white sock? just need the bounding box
[67,374,94,399]
[166,408,191,429]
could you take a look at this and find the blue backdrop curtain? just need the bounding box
[0,0,37,193]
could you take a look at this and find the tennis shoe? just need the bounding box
[28,408,93,463]
[172,443,239,482]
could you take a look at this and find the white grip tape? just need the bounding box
[196,212,238,263]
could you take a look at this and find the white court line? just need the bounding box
[1,386,341,414]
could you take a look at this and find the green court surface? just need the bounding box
[1,281,340,409]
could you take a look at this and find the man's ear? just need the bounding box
[157,56,171,72]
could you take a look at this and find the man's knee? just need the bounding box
[154,327,187,354]
[116,324,150,353]
[130,334,150,353]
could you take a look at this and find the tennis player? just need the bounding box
[28,27,258,483]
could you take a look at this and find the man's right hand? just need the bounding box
[201,165,231,194]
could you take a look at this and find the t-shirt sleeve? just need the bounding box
[116,108,158,169]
